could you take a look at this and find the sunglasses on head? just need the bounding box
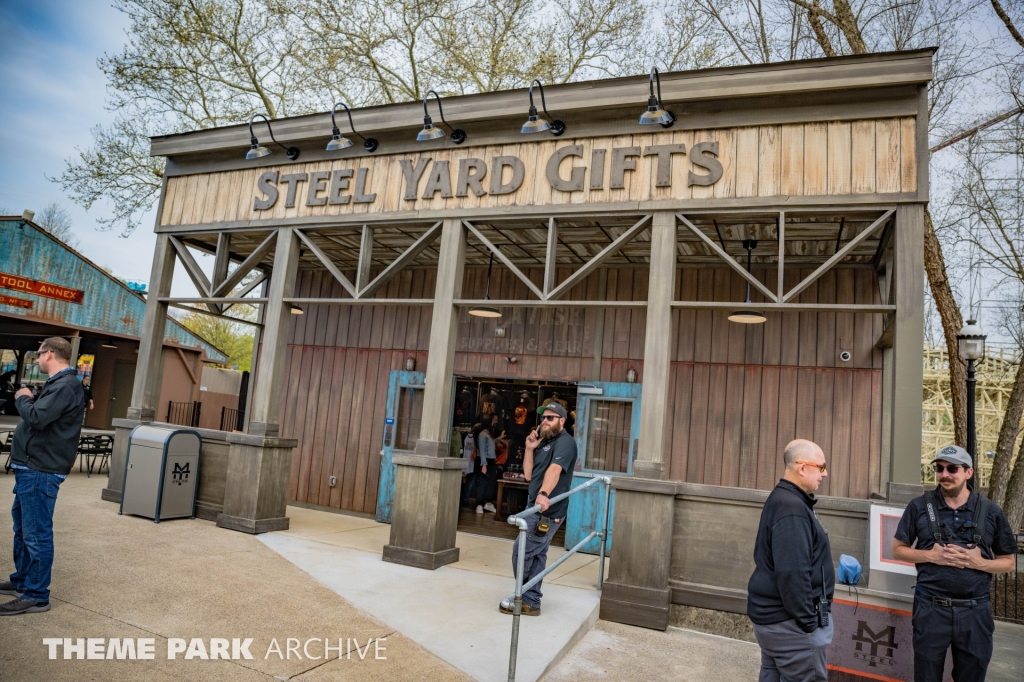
[934,463,967,474]
[540,414,560,422]
[796,461,827,473]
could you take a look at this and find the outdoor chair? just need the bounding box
[87,435,113,477]
[77,435,97,474]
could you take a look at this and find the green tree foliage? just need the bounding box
[177,309,256,371]
[54,0,731,236]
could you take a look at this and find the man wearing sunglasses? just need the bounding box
[499,402,577,617]
[748,439,835,682]
[892,445,1017,682]
[1,338,84,616]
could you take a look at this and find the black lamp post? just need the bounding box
[956,318,986,479]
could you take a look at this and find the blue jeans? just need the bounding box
[9,469,63,602]
[511,513,563,608]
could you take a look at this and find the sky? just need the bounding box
[0,0,197,298]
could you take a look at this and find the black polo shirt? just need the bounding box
[528,429,577,519]
[894,488,1017,599]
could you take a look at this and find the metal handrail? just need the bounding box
[505,475,612,682]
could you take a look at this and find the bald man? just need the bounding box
[747,439,835,682]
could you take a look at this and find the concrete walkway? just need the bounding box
[261,505,607,682]
[0,473,471,681]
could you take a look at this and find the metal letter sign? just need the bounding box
[172,462,190,485]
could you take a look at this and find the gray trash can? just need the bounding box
[119,425,202,523]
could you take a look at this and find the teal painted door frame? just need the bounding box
[375,369,425,523]
[564,382,642,554]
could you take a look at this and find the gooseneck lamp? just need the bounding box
[469,248,501,318]
[326,102,379,153]
[638,67,675,128]
[246,114,300,161]
[521,79,566,136]
[417,90,467,144]
[728,239,767,324]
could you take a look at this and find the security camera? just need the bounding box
[839,351,852,362]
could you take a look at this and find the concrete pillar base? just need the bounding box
[599,476,677,631]
[103,417,142,503]
[382,451,465,570]
[215,431,297,535]
[632,460,665,480]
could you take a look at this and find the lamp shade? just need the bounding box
[417,116,446,141]
[290,305,304,315]
[639,105,674,126]
[728,309,767,324]
[246,143,271,160]
[957,319,986,360]
[326,133,353,151]
[468,305,502,318]
[101,339,118,349]
[521,113,551,134]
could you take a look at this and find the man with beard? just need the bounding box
[892,445,1017,682]
[499,403,577,616]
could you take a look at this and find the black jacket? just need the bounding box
[747,479,835,632]
[11,368,85,475]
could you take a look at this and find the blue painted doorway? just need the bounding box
[375,369,425,523]
[564,382,642,554]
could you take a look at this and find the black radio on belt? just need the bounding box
[815,565,831,627]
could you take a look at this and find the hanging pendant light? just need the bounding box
[246,114,300,160]
[326,102,379,152]
[638,67,675,128]
[728,239,767,324]
[521,79,566,136]
[416,90,467,144]
[469,248,502,318]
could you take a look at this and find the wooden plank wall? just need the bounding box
[280,264,884,514]
[161,118,917,226]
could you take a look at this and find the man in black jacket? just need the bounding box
[0,337,84,616]
[748,439,835,682]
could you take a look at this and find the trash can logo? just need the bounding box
[172,462,190,486]
[851,620,898,667]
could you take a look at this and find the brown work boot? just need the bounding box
[499,598,540,616]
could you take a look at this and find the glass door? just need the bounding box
[564,382,642,554]
[375,369,425,522]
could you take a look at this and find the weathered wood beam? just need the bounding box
[546,215,652,301]
[670,301,895,313]
[677,213,778,302]
[359,221,443,299]
[543,217,558,296]
[295,229,357,297]
[454,299,646,308]
[463,220,545,300]
[777,212,785,300]
[210,231,277,298]
[356,225,374,293]
[169,235,212,298]
[220,272,268,314]
[782,209,894,303]
[160,297,269,304]
[286,298,433,306]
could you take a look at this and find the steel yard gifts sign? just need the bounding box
[0,271,85,304]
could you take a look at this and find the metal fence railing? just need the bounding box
[167,400,202,428]
[991,553,1023,624]
[506,475,612,682]
[220,406,242,432]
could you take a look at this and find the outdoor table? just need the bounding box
[494,478,529,522]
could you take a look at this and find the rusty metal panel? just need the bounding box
[0,219,226,362]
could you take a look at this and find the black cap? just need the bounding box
[542,403,567,420]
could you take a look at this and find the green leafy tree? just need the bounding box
[177,309,256,371]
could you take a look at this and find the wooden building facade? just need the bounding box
[104,50,930,641]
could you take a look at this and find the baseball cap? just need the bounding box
[540,403,567,420]
[930,445,973,468]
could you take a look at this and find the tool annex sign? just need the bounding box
[251,142,724,211]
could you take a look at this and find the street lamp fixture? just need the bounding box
[417,90,467,144]
[326,102,379,153]
[638,67,675,128]
[290,304,304,315]
[957,318,986,479]
[246,114,300,161]
[521,79,566,136]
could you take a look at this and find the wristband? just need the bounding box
[539,491,550,498]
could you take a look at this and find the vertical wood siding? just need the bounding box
[282,264,884,513]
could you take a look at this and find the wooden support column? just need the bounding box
[383,218,464,569]
[103,232,175,504]
[889,205,925,492]
[217,227,300,534]
[634,212,676,480]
